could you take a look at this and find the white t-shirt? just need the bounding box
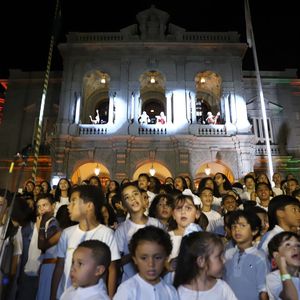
[113,274,179,300]
[24,223,41,276]
[266,270,300,300]
[60,278,109,300]
[56,224,120,298]
[177,279,237,300]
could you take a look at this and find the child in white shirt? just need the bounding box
[174,231,236,300]
[113,226,178,300]
[115,183,163,282]
[267,231,300,300]
[60,239,110,300]
[51,185,120,299]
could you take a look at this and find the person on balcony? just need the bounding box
[206,111,220,125]
[156,112,166,125]
[138,111,150,124]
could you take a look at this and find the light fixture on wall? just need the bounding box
[94,163,100,176]
[204,164,211,176]
[150,75,156,84]
[200,77,206,84]
[149,162,156,176]
[100,76,106,84]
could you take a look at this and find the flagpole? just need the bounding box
[244,0,274,180]
[31,0,61,182]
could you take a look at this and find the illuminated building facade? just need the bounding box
[0,6,299,188]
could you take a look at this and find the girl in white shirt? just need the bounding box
[174,231,237,300]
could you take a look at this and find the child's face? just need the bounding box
[36,198,54,216]
[280,204,300,228]
[287,180,299,194]
[68,191,87,221]
[231,217,256,247]
[207,245,224,278]
[138,176,149,190]
[70,247,103,288]
[156,197,173,221]
[204,179,214,190]
[214,174,225,187]
[173,199,200,230]
[101,206,109,224]
[89,178,100,187]
[132,241,167,285]
[122,186,144,213]
[141,192,149,210]
[245,178,255,190]
[272,173,282,185]
[256,184,271,201]
[59,179,69,191]
[276,236,300,268]
[200,189,213,207]
[174,178,184,191]
[223,196,237,212]
[256,212,269,235]
[41,182,49,193]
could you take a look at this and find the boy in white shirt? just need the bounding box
[113,226,178,300]
[50,185,120,299]
[60,239,111,300]
[115,183,163,282]
[267,231,300,300]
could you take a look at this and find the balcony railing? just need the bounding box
[78,124,109,135]
[189,124,228,136]
[255,145,281,156]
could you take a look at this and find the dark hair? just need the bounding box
[221,194,237,206]
[268,195,300,230]
[243,174,255,184]
[268,231,300,259]
[174,176,188,192]
[54,178,72,202]
[227,209,261,239]
[36,193,55,205]
[148,194,174,218]
[71,185,105,223]
[159,184,174,194]
[89,176,101,187]
[129,225,172,258]
[101,203,117,227]
[198,187,214,196]
[197,177,218,196]
[40,180,52,194]
[56,204,78,229]
[11,196,34,226]
[138,173,150,182]
[174,231,223,288]
[248,205,268,215]
[77,239,111,269]
[292,189,300,198]
[149,176,161,194]
[214,172,232,197]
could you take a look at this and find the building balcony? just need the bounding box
[189,124,229,136]
[255,145,281,156]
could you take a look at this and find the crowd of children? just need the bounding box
[0,171,300,299]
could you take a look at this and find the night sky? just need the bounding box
[1,0,299,78]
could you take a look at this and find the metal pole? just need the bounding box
[245,0,274,180]
[31,0,61,182]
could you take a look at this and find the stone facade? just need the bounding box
[1,6,300,188]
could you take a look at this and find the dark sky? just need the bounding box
[1,0,299,78]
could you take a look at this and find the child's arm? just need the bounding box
[107,260,118,299]
[50,257,64,300]
[275,254,298,300]
[38,213,61,252]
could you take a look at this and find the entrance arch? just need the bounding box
[71,162,110,188]
[194,161,234,187]
[132,162,172,182]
